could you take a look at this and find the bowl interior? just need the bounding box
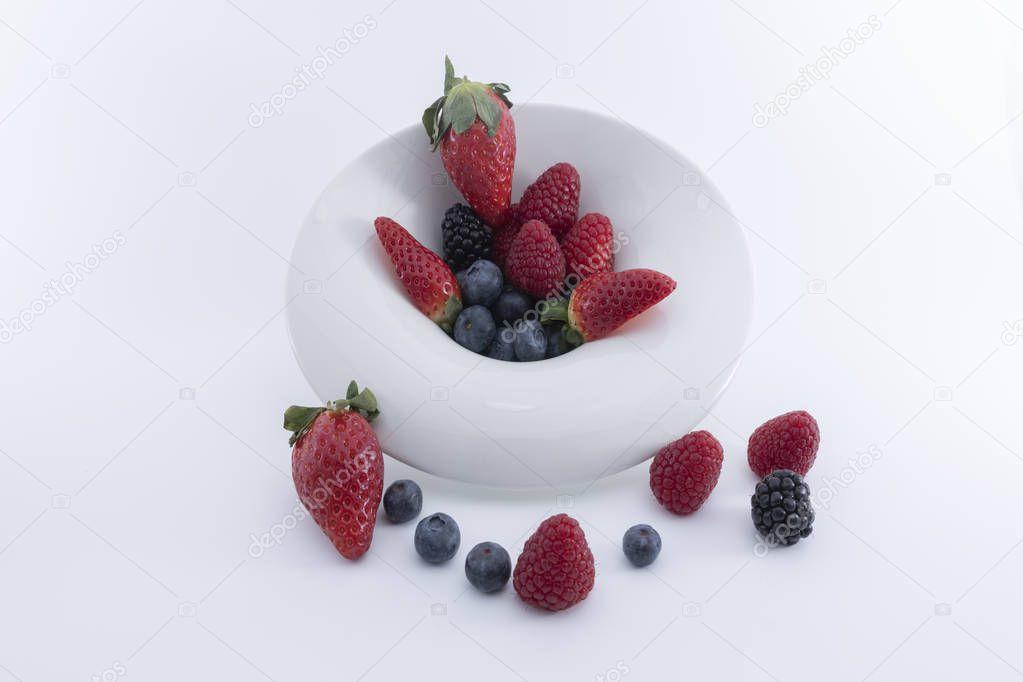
[286,104,753,488]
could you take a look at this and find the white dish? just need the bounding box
[285,104,753,488]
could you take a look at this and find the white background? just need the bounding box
[2,1,1022,680]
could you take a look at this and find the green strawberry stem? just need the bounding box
[422,56,512,150]
[539,298,568,323]
[540,300,585,348]
[436,294,462,335]
[562,326,584,348]
[284,380,380,446]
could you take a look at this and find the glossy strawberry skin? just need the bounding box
[440,90,516,228]
[568,269,676,342]
[561,213,614,282]
[374,216,462,332]
[292,410,383,560]
[517,163,580,240]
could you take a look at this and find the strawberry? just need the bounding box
[561,212,614,282]
[513,514,595,611]
[423,56,515,227]
[374,216,462,333]
[542,268,676,345]
[284,381,384,560]
[504,219,566,298]
[516,162,581,240]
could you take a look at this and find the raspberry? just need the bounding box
[490,211,521,269]
[513,514,595,611]
[441,203,491,271]
[561,212,614,282]
[751,469,814,547]
[747,411,819,478]
[649,431,723,514]
[504,220,566,298]
[517,163,580,240]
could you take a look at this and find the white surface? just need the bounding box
[286,103,753,487]
[1,1,1022,681]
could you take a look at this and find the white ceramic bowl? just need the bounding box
[285,104,753,488]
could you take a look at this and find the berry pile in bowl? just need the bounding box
[284,58,755,487]
[374,58,677,362]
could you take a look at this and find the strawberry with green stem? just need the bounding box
[285,381,384,561]
[541,268,677,347]
[375,216,462,333]
[423,56,515,228]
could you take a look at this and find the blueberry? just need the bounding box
[414,513,461,563]
[491,290,534,324]
[461,259,503,307]
[464,541,512,593]
[544,323,568,358]
[382,479,422,523]
[623,524,661,567]
[453,305,496,353]
[485,333,516,361]
[455,269,468,293]
[513,319,546,362]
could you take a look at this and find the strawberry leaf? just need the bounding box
[284,381,380,445]
[487,82,513,109]
[444,55,458,93]
[283,405,326,446]
[347,388,379,421]
[473,89,502,136]
[424,58,513,148]
[446,88,478,135]
[422,96,444,145]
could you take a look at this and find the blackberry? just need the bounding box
[442,203,492,271]
[751,469,814,547]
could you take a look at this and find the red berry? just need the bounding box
[561,212,614,282]
[650,431,724,514]
[513,514,595,612]
[490,203,522,268]
[747,411,820,478]
[425,58,515,227]
[286,383,384,560]
[374,216,462,333]
[517,162,581,240]
[543,268,676,345]
[504,219,567,298]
